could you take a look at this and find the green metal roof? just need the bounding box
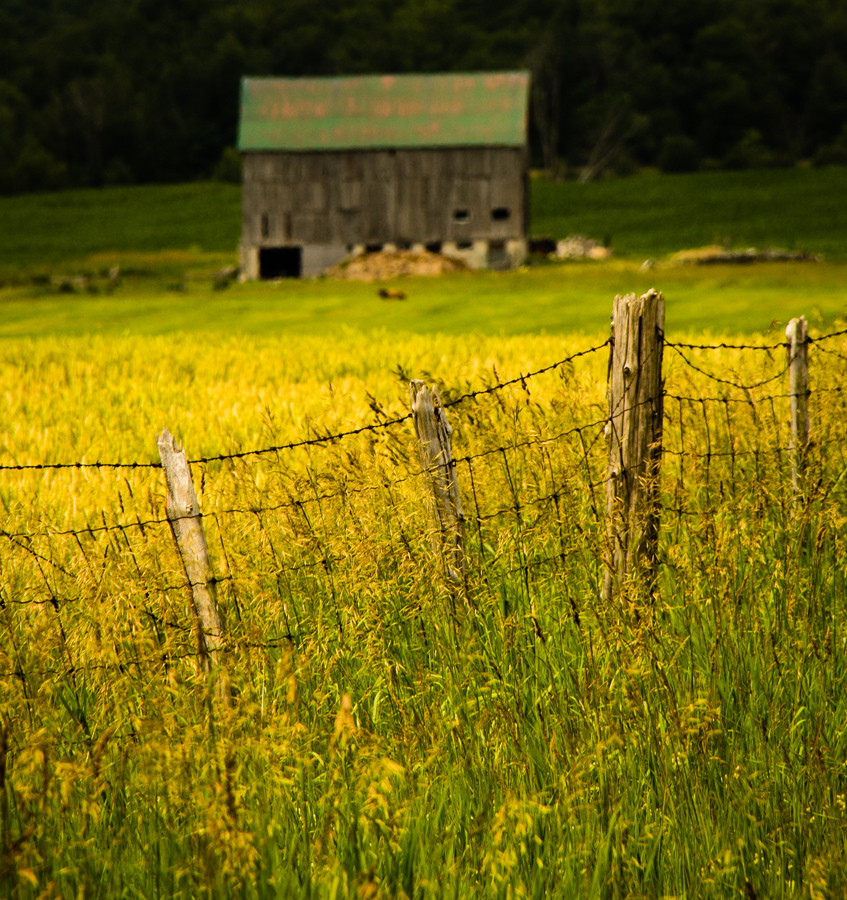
[238,72,529,151]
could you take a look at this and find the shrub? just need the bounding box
[213,146,242,184]
[658,134,701,173]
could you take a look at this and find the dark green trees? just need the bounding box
[1,0,846,192]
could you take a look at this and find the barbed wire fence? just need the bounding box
[1,293,846,750]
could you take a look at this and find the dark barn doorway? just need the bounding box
[259,246,302,279]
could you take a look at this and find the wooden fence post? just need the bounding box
[785,316,810,503]
[602,289,665,606]
[409,381,466,590]
[157,429,225,670]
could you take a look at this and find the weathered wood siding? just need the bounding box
[242,147,526,249]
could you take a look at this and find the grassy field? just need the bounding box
[1,170,847,898]
[1,167,846,274]
[0,182,242,274]
[0,259,844,340]
[532,166,847,262]
[1,326,846,899]
[0,167,845,340]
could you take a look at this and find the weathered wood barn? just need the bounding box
[237,71,530,279]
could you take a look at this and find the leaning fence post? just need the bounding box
[409,381,467,590]
[602,289,665,606]
[157,429,225,670]
[785,316,810,503]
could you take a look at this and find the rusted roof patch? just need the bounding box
[238,72,529,151]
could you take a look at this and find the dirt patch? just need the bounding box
[669,245,821,265]
[326,249,468,282]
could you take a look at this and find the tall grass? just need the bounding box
[1,327,846,897]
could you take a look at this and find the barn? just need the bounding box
[237,71,530,279]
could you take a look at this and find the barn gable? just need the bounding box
[237,72,530,279]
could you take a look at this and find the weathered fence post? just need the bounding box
[409,381,467,590]
[785,316,811,503]
[603,289,665,606]
[157,429,225,670]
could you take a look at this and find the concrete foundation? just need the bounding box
[240,238,526,280]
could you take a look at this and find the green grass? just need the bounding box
[2,169,847,896]
[0,181,241,275]
[2,328,846,898]
[2,167,846,278]
[532,166,847,262]
[0,259,844,340]
[0,168,846,340]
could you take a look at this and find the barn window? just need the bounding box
[425,241,442,254]
[259,246,302,279]
[261,213,270,238]
[491,207,511,221]
[453,209,470,224]
[340,180,361,212]
[457,241,473,250]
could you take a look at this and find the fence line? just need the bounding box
[665,343,790,390]
[664,338,786,352]
[0,459,162,472]
[439,339,611,409]
[1,384,842,539]
[0,414,618,542]
[2,304,846,708]
[0,326,841,474]
[809,325,847,344]
[0,339,612,473]
[812,342,847,363]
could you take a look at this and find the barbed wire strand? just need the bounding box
[809,326,847,345]
[0,340,610,473]
[666,342,790,390]
[10,375,842,542]
[4,329,847,474]
[812,342,847,364]
[664,338,786,352]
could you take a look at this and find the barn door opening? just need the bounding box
[259,246,302,279]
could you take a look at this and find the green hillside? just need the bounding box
[0,169,845,339]
[2,167,846,276]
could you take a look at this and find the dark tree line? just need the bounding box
[2,0,847,194]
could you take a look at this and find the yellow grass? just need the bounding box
[2,324,847,898]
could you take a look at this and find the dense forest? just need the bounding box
[2,0,847,194]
